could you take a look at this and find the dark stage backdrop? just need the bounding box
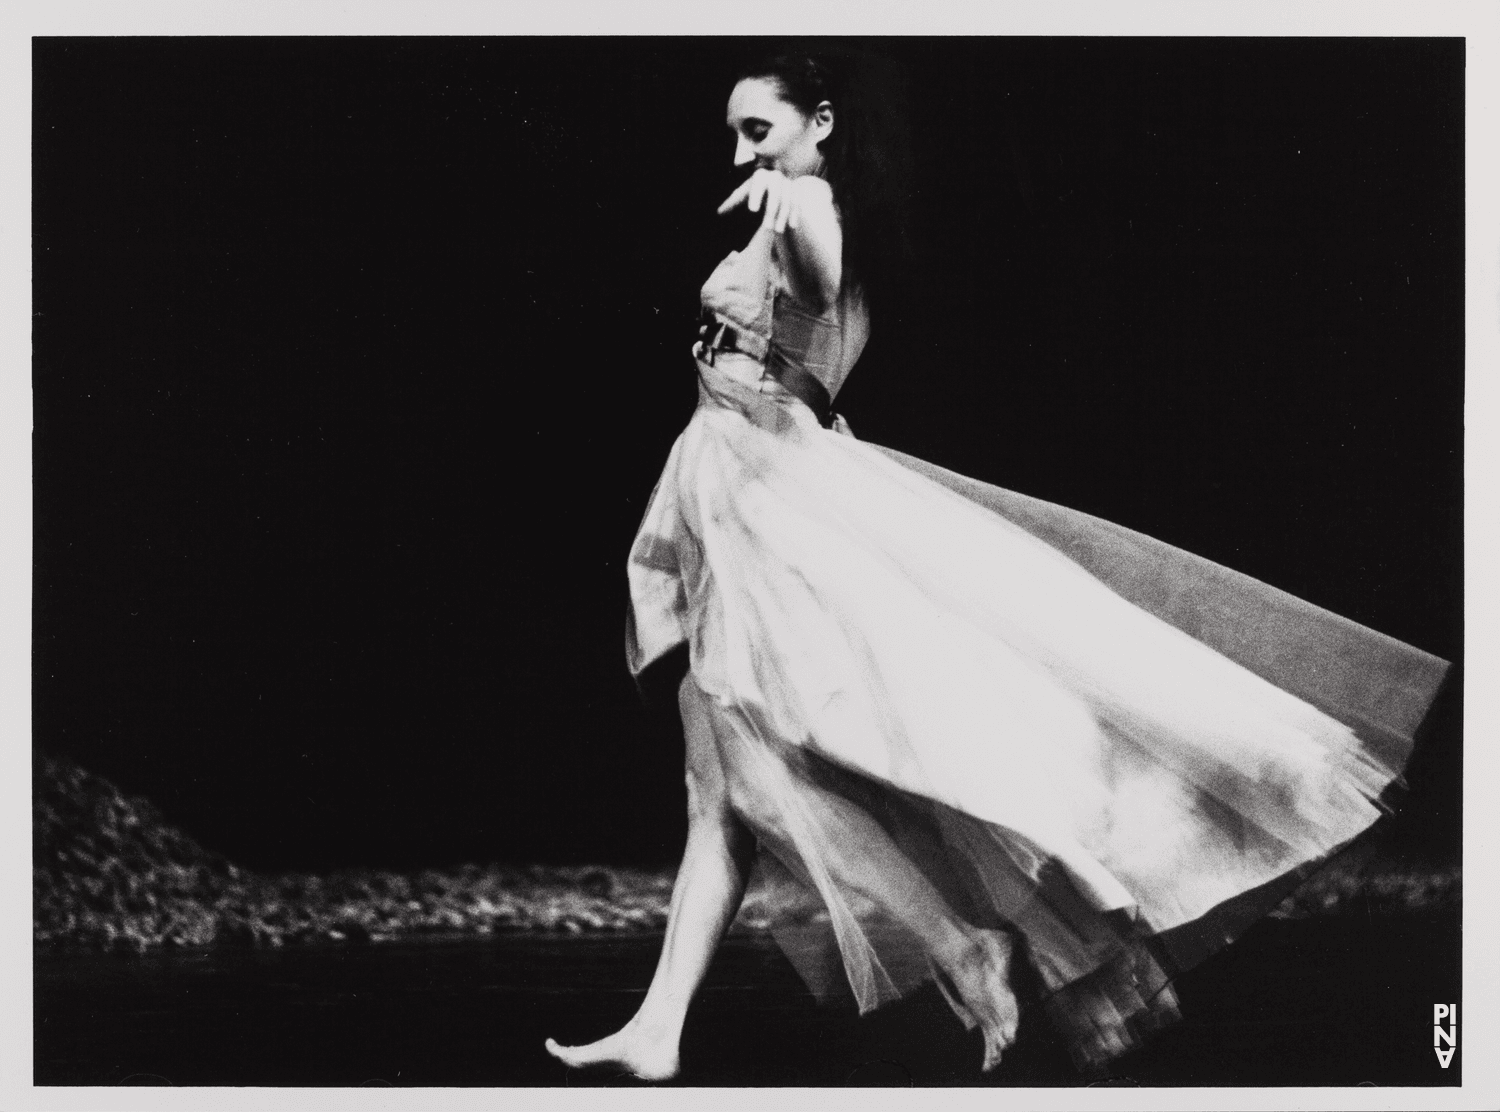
[33,37,1462,873]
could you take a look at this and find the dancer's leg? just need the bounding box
[545,676,757,1080]
[715,733,1020,1069]
[753,763,1162,1071]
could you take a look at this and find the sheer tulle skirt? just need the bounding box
[626,359,1447,1059]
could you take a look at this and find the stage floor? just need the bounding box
[35,906,1460,1088]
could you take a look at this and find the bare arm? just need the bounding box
[718,170,842,310]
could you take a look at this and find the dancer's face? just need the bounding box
[726,77,832,178]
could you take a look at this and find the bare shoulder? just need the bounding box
[792,175,836,212]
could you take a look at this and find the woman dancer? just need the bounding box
[544,50,1448,1080]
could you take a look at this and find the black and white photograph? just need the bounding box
[12,5,1499,1107]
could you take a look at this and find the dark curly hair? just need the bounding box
[736,47,914,301]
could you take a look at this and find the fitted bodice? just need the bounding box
[698,222,869,405]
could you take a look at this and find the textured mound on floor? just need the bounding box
[34,754,1459,952]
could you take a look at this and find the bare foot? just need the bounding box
[1070,1001,1133,1071]
[1051,957,1182,1072]
[936,930,1021,1072]
[543,1019,681,1082]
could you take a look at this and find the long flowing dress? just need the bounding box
[625,220,1450,1063]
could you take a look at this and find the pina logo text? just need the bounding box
[1433,1004,1457,1068]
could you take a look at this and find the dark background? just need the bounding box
[33,37,1463,873]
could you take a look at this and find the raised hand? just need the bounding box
[717,168,803,233]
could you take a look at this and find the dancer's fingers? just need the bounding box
[717,179,751,215]
[758,183,783,230]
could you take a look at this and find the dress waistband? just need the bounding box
[771,363,833,428]
[696,315,833,428]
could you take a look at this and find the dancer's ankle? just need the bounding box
[626,1011,684,1054]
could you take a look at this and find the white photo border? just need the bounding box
[4,3,1495,1110]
